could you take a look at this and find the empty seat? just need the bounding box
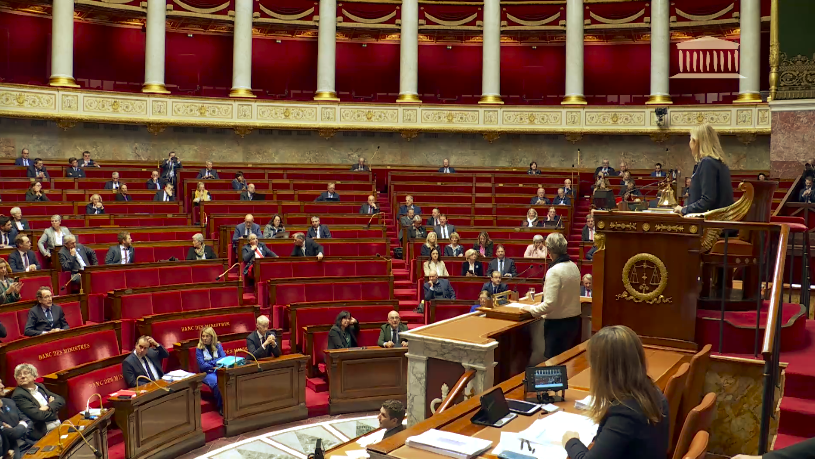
[663,363,690,455]
[671,392,717,459]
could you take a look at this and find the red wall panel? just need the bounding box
[166,31,233,95]
[336,41,399,101]
[252,38,317,100]
[584,43,651,104]
[74,21,144,91]
[0,12,50,85]
[501,44,566,104]
[418,44,482,103]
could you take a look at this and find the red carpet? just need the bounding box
[696,302,807,354]
[774,319,815,450]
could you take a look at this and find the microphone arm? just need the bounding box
[58,421,103,458]
[84,393,104,418]
[236,349,262,372]
[59,277,74,291]
[515,263,544,280]
[365,212,381,229]
[216,263,240,280]
[135,375,170,392]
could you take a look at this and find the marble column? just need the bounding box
[479,0,502,104]
[314,0,339,101]
[562,0,586,105]
[405,353,428,427]
[49,0,78,87]
[396,0,420,103]
[735,0,762,103]
[230,0,255,98]
[142,0,170,94]
[646,0,671,104]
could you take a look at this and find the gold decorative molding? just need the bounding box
[617,253,672,304]
[596,221,605,230]
[564,133,583,143]
[670,110,731,126]
[593,233,605,252]
[172,101,232,118]
[421,109,479,124]
[502,111,561,125]
[401,130,419,141]
[649,132,670,143]
[566,111,581,125]
[757,109,770,126]
[233,126,253,138]
[608,221,637,231]
[321,107,336,122]
[151,100,167,116]
[237,104,252,119]
[484,110,499,125]
[585,111,645,126]
[258,106,318,121]
[0,90,56,110]
[482,132,501,143]
[396,93,422,103]
[561,94,587,105]
[56,120,77,131]
[687,182,754,252]
[736,109,753,126]
[654,224,684,233]
[318,129,336,139]
[768,0,779,102]
[340,108,398,123]
[83,96,147,115]
[146,124,165,136]
[646,94,673,105]
[776,53,815,100]
[403,109,418,123]
[61,94,78,111]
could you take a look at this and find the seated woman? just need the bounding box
[592,172,611,192]
[542,207,561,227]
[521,208,543,228]
[560,325,669,459]
[444,232,465,257]
[115,184,132,201]
[420,232,439,257]
[619,170,632,187]
[473,232,494,258]
[187,233,217,260]
[262,215,286,238]
[461,249,484,277]
[470,289,492,312]
[423,248,449,277]
[527,161,542,175]
[25,182,48,202]
[85,194,105,215]
[11,363,65,441]
[37,215,72,258]
[327,311,359,350]
[621,180,643,201]
[1,260,23,305]
[192,182,212,205]
[524,234,548,258]
[196,327,225,415]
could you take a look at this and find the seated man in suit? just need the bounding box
[580,274,593,297]
[650,162,665,177]
[9,207,29,232]
[232,172,248,191]
[307,216,332,239]
[145,170,163,191]
[80,150,100,168]
[197,161,220,179]
[246,315,281,359]
[9,235,41,273]
[0,216,17,249]
[359,195,379,214]
[24,287,69,336]
[14,148,31,167]
[58,235,99,287]
[153,182,175,201]
[292,233,324,259]
[552,188,571,206]
[617,161,629,177]
[563,179,574,197]
[26,158,49,180]
[593,159,615,177]
[104,231,135,265]
[397,195,422,217]
[232,214,261,246]
[398,208,416,242]
[408,216,427,241]
[351,157,370,172]
[423,272,455,301]
[438,158,455,174]
[488,245,518,278]
[0,377,34,458]
[378,310,408,348]
[242,233,278,282]
[104,172,122,190]
[11,364,65,441]
[315,182,340,201]
[379,400,406,440]
[531,187,550,205]
[426,208,441,227]
[240,183,261,201]
[65,157,85,178]
[482,270,508,295]
[433,214,455,240]
[122,335,170,387]
[582,215,596,260]
[115,184,132,201]
[801,176,814,203]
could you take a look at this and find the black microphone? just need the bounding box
[216,263,240,280]
[376,253,381,258]
[515,263,543,280]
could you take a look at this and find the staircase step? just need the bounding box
[400,311,424,324]
[779,396,815,438]
[399,300,418,309]
[395,281,414,288]
[306,376,329,393]
[394,288,415,297]
[773,433,810,451]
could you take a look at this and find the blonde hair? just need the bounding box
[690,123,725,163]
[425,232,438,247]
[197,327,219,354]
[587,326,665,425]
[90,194,102,203]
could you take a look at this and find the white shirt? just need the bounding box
[527,218,536,228]
[54,231,63,246]
[120,245,130,264]
[136,351,160,380]
[111,182,120,189]
[14,220,23,231]
[28,386,60,432]
[75,250,87,270]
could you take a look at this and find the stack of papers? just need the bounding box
[162,369,196,382]
[332,449,370,459]
[574,396,594,411]
[356,429,386,448]
[406,429,493,459]
[517,412,598,447]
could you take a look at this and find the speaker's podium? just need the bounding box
[591,210,704,350]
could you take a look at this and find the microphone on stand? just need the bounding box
[365,212,381,229]
[515,263,544,280]
[215,263,240,280]
[236,349,263,372]
[136,375,171,392]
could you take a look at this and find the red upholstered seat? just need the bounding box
[148,309,256,349]
[18,274,53,301]
[90,271,127,293]
[294,305,394,350]
[182,289,210,311]
[152,291,183,314]
[183,339,249,372]
[192,264,224,282]
[11,301,83,336]
[308,328,381,373]
[64,361,128,415]
[0,310,22,341]
[126,268,160,288]
[160,266,194,285]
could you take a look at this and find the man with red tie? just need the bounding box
[580,274,592,298]
[242,233,277,283]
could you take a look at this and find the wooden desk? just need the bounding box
[325,347,408,415]
[368,343,689,459]
[216,354,309,437]
[108,375,206,459]
[27,410,114,459]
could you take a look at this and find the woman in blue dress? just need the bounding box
[196,327,225,415]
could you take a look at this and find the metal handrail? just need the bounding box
[436,370,477,414]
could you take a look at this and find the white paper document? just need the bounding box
[492,432,569,459]
[344,450,370,459]
[574,396,594,411]
[356,429,385,447]
[162,369,196,382]
[406,429,493,459]
[516,412,598,451]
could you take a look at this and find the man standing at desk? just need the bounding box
[379,400,406,439]
[246,316,281,359]
[123,336,169,387]
[378,311,408,348]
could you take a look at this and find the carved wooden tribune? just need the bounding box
[592,211,704,349]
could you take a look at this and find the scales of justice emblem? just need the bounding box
[616,253,673,304]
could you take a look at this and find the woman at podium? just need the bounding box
[675,123,734,215]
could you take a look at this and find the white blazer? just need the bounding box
[528,260,582,320]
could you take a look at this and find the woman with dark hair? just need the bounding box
[528,161,541,175]
[263,215,286,238]
[25,182,48,202]
[560,325,669,459]
[473,232,494,258]
[232,172,247,191]
[423,248,449,277]
[327,311,359,349]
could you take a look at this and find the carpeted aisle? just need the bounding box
[774,319,815,450]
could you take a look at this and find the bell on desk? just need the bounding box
[657,184,678,207]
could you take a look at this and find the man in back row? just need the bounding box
[104,231,135,265]
[59,235,99,288]
[24,287,70,336]
[246,315,281,359]
[378,311,408,348]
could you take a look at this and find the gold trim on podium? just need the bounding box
[478,95,504,105]
[396,93,422,103]
[646,94,673,105]
[229,88,257,98]
[48,76,79,88]
[734,92,762,104]
[314,91,339,101]
[142,83,171,94]
[561,94,587,105]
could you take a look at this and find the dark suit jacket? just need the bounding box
[426,216,441,227]
[58,244,99,274]
[152,190,175,201]
[327,323,360,349]
[186,245,217,260]
[377,323,409,347]
[24,304,70,336]
[103,181,122,190]
[408,226,427,240]
[682,157,734,215]
[473,242,494,257]
[0,396,32,454]
[444,244,465,257]
[232,223,262,242]
[350,165,370,171]
[26,166,49,180]
[307,225,332,239]
[398,205,422,216]
[11,384,65,441]
[105,245,135,265]
[246,330,282,359]
[433,224,456,239]
[594,166,616,177]
[240,191,263,201]
[481,282,508,295]
[520,219,544,228]
[383,424,406,440]
[580,285,592,297]
[160,158,182,180]
[582,225,595,242]
[145,179,163,190]
[291,239,324,257]
[25,192,48,202]
[650,171,666,178]
[14,158,31,167]
[65,167,85,178]
[542,216,562,228]
[359,203,379,214]
[232,180,248,191]
[85,203,105,215]
[0,230,17,247]
[553,196,571,206]
[765,437,815,459]
[12,219,29,231]
[8,250,41,273]
[438,167,456,173]
[242,243,278,275]
[461,261,483,276]
[800,186,814,203]
[315,192,340,202]
[424,279,456,300]
[122,346,169,387]
[80,160,98,168]
[488,257,518,277]
[115,193,132,201]
[197,168,220,179]
[530,196,551,205]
